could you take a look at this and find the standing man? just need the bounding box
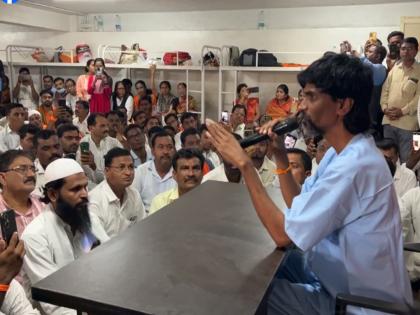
[387,31,404,71]
[206,53,411,314]
[381,37,420,162]
[22,158,109,315]
[0,103,26,153]
[89,148,145,238]
[149,149,204,214]
[132,130,177,213]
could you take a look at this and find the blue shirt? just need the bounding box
[285,134,412,312]
[361,57,387,86]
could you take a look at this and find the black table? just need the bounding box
[32,181,284,315]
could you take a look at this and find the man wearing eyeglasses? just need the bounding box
[88,148,145,238]
[0,150,44,238]
[0,103,26,153]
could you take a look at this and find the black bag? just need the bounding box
[239,48,278,67]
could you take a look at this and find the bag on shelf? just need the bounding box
[227,46,240,66]
[76,44,93,64]
[118,43,148,64]
[202,51,220,67]
[31,48,51,62]
[239,48,278,67]
[163,51,191,65]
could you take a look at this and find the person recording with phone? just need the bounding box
[206,53,411,314]
[386,31,404,71]
[88,58,112,114]
[12,68,39,111]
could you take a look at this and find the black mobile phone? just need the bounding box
[389,44,400,59]
[80,142,90,154]
[0,210,18,245]
[58,99,67,108]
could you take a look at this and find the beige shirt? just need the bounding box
[258,156,277,187]
[381,61,420,131]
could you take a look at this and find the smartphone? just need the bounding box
[221,110,230,123]
[284,134,297,149]
[247,87,259,94]
[96,67,103,76]
[0,210,18,245]
[389,44,400,59]
[413,132,420,151]
[80,142,90,154]
[58,99,67,108]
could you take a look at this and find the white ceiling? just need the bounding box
[20,0,420,14]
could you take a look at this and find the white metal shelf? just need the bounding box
[220,66,306,72]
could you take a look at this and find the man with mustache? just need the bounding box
[0,150,44,237]
[133,130,177,214]
[57,124,81,160]
[33,129,63,197]
[21,158,109,315]
[77,113,122,185]
[0,103,26,153]
[206,53,411,314]
[149,149,204,214]
[89,148,145,238]
[37,89,57,130]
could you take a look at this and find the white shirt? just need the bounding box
[394,162,417,198]
[89,180,146,238]
[21,205,109,315]
[131,149,153,168]
[116,95,134,121]
[33,159,46,197]
[174,131,182,150]
[72,114,90,136]
[77,134,123,184]
[202,164,229,183]
[132,160,176,212]
[258,156,276,187]
[401,187,420,281]
[0,124,20,153]
[233,123,245,139]
[65,93,78,113]
[203,150,221,168]
[0,280,40,315]
[17,84,37,111]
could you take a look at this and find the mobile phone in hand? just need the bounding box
[413,132,420,151]
[0,210,18,245]
[80,142,90,155]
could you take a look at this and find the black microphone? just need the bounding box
[239,118,299,148]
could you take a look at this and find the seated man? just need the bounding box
[106,111,127,147]
[89,148,145,238]
[72,100,90,136]
[249,140,276,187]
[0,150,44,237]
[78,113,123,184]
[0,233,40,314]
[377,138,417,197]
[22,158,109,315]
[175,112,198,150]
[18,123,40,155]
[150,149,204,214]
[199,124,221,168]
[57,124,81,160]
[0,103,26,153]
[125,124,152,167]
[33,129,63,196]
[164,113,180,133]
[132,130,177,213]
[180,127,214,174]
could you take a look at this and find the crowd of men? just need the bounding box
[0,29,417,314]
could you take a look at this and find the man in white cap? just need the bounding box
[27,109,42,129]
[21,158,109,315]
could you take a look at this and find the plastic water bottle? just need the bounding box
[115,15,122,32]
[258,10,266,30]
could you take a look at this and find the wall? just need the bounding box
[1,2,419,118]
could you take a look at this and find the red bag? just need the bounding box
[163,51,191,65]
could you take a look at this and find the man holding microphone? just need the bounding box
[206,53,411,314]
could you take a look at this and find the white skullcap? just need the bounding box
[44,158,84,185]
[28,110,41,118]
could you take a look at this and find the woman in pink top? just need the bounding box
[0,150,44,237]
[88,58,112,113]
[76,59,95,102]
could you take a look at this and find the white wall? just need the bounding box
[1,2,419,118]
